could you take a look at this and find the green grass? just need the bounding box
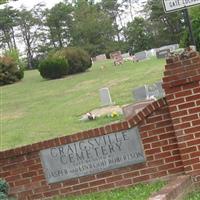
[184,190,200,200]
[1,58,165,150]
[54,181,165,200]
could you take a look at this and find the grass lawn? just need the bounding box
[54,181,166,200]
[1,58,165,150]
[184,190,200,200]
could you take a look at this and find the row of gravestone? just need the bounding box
[93,44,180,62]
[99,81,165,107]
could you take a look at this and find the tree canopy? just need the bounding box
[0,0,199,68]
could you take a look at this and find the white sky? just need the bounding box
[2,0,64,9]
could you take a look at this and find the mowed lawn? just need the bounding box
[1,58,165,150]
[55,181,166,200]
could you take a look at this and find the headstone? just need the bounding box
[156,48,170,59]
[122,53,130,58]
[40,127,146,184]
[146,49,157,58]
[99,87,113,106]
[96,54,107,61]
[110,51,123,65]
[133,81,165,101]
[110,51,121,59]
[155,81,165,97]
[133,85,148,101]
[134,51,147,61]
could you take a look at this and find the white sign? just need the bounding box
[163,0,200,12]
[40,127,145,183]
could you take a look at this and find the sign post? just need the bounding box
[162,0,200,46]
[183,8,196,46]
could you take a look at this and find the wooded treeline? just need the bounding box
[0,0,200,69]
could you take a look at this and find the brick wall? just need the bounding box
[0,98,183,200]
[163,50,200,182]
[0,50,199,200]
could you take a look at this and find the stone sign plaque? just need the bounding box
[40,127,145,184]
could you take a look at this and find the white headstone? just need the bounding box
[134,51,147,61]
[99,88,113,106]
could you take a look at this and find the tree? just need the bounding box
[71,0,115,56]
[98,0,123,41]
[16,5,44,69]
[189,6,200,50]
[45,2,73,49]
[0,6,18,50]
[145,0,184,47]
[125,17,154,53]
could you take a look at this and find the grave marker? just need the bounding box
[134,51,147,61]
[99,87,113,106]
[156,48,170,59]
[133,81,165,101]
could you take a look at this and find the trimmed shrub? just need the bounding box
[0,179,9,195]
[38,57,68,79]
[0,56,24,86]
[53,47,92,75]
[0,192,8,200]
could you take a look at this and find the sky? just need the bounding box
[2,0,64,9]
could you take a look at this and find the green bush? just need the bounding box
[0,56,24,86]
[0,179,9,195]
[53,47,92,75]
[38,57,68,79]
[0,192,8,200]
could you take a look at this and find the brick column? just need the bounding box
[162,50,200,182]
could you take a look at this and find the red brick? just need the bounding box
[178,102,195,110]
[192,119,200,126]
[115,179,132,187]
[106,175,122,183]
[73,183,89,190]
[148,160,164,167]
[43,190,59,197]
[183,158,199,166]
[168,166,184,174]
[96,171,112,178]
[168,98,185,105]
[187,138,200,146]
[22,171,37,178]
[151,140,168,148]
[123,171,140,178]
[180,146,197,154]
[162,144,178,151]
[140,167,157,175]
[133,175,150,183]
[60,186,72,194]
[182,114,198,122]
[171,110,188,118]
[89,179,105,187]
[185,126,200,134]
[189,106,200,114]
[150,171,167,179]
[98,183,115,190]
[148,128,165,136]
[165,155,181,163]
[158,163,174,171]
[15,179,31,186]
[143,136,158,144]
[63,179,79,187]
[145,147,161,155]
[79,175,95,183]
[154,151,171,159]
[175,90,192,98]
